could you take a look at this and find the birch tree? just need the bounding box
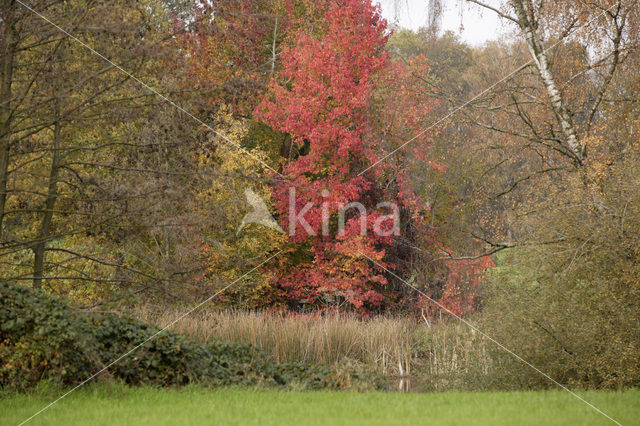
[466,0,639,167]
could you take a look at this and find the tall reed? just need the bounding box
[132,308,491,389]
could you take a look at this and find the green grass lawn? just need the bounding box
[2,385,638,426]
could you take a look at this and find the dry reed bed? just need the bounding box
[132,308,491,383]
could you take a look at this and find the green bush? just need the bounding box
[0,282,379,391]
[481,247,640,390]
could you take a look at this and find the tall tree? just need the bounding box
[257,0,444,313]
[0,0,189,299]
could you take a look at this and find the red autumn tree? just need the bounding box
[256,0,438,314]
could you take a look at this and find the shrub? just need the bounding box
[481,242,640,389]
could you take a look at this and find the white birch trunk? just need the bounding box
[510,0,584,164]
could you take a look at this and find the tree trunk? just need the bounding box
[510,0,584,165]
[33,44,64,289]
[0,0,17,237]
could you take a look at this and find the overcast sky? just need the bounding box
[377,0,516,46]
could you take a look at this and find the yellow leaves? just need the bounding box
[195,107,284,307]
[582,133,611,186]
[198,108,274,228]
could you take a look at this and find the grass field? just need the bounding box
[2,386,638,426]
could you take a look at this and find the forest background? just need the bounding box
[1,0,639,391]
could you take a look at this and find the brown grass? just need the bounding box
[131,308,491,390]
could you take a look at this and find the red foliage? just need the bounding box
[175,0,494,316]
[439,256,495,316]
[256,0,439,314]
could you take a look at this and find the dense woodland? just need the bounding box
[1,0,640,389]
